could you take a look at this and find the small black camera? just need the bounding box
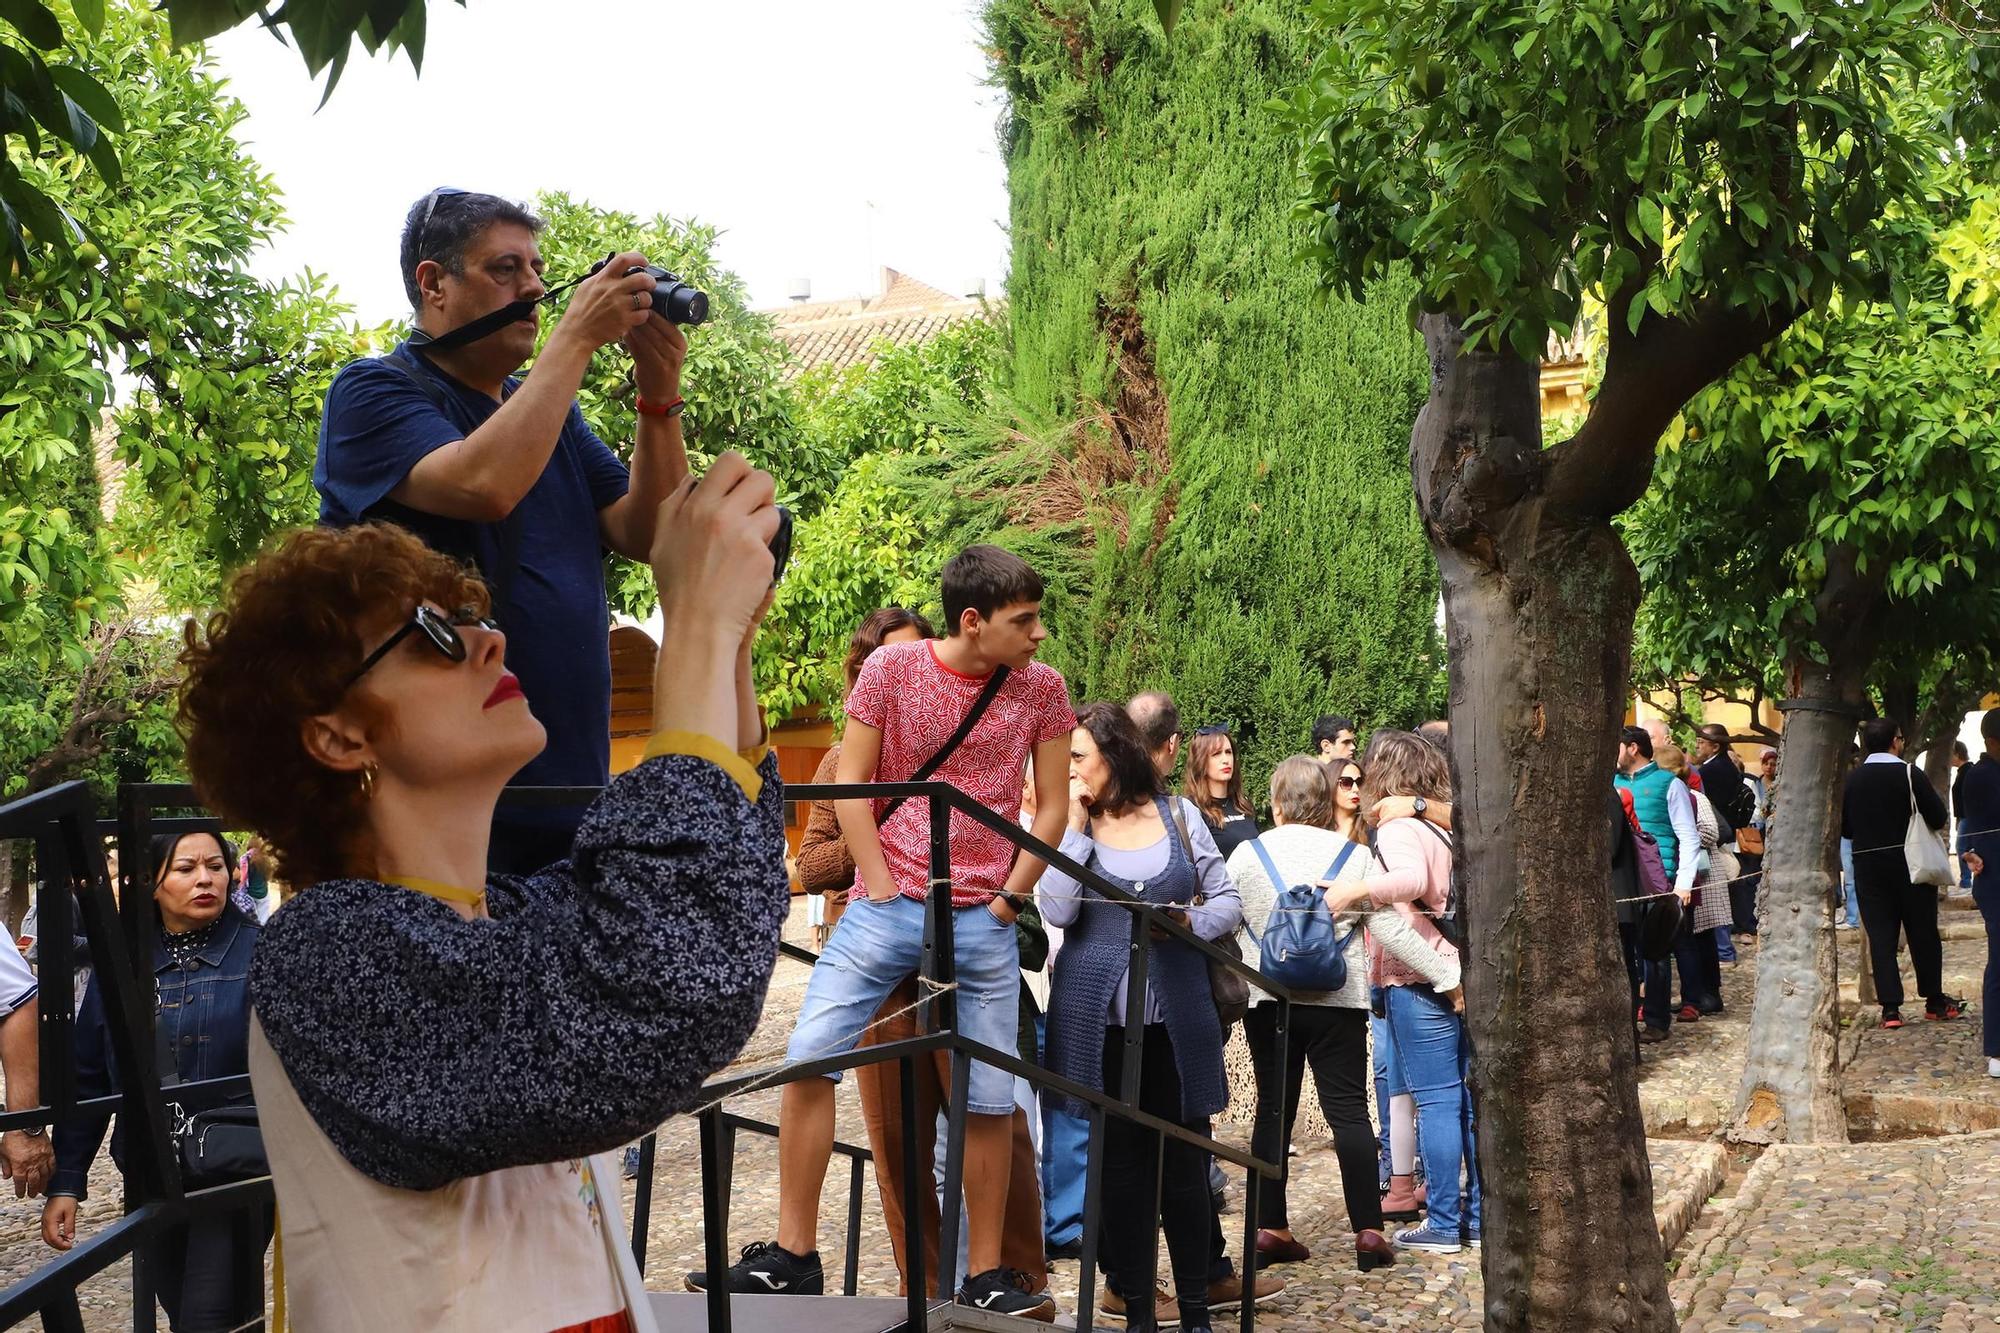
[626,264,709,326]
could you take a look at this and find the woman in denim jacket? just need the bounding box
[41,826,271,1332]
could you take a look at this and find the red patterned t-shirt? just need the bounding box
[845,639,1075,906]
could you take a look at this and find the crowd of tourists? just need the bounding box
[5,184,1995,1333]
[673,544,1479,1333]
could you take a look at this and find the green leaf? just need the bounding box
[70,0,102,35]
[46,65,125,134]
[0,0,64,49]
[158,0,265,46]
[1638,198,1664,246]
[1153,0,1184,33]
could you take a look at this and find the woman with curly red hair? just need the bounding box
[177,452,790,1333]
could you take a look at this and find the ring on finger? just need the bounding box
[632,291,648,311]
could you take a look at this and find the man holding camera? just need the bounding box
[315,190,691,872]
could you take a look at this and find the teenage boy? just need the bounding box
[690,546,1073,1319]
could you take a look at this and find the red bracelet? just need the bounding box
[636,395,685,418]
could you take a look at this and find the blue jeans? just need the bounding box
[1960,820,1975,889]
[1384,984,1479,1237]
[786,894,1022,1113]
[1370,1004,1410,1186]
[1842,838,1860,926]
[1715,923,1736,963]
[1037,1015,1090,1247]
[1974,874,2000,1059]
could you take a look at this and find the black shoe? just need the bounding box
[958,1267,1056,1322]
[684,1240,824,1295]
[1046,1237,1084,1262]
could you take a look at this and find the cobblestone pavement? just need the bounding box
[4,898,1993,1329]
[1671,1129,2000,1331]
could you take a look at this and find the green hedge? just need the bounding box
[983,0,1442,790]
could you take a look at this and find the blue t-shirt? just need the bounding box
[313,342,629,790]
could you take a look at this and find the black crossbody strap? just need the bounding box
[377,352,526,624]
[877,664,1010,825]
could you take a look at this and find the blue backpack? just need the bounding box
[1245,838,1362,992]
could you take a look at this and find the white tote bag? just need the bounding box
[1903,764,1953,886]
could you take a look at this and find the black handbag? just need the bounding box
[177,1105,268,1186]
[158,1010,267,1186]
[1639,892,1684,964]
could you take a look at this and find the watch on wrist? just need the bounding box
[15,1124,46,1138]
[1411,797,1428,817]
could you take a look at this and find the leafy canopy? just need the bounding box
[4,0,456,268]
[1628,178,2000,697]
[1273,0,1989,362]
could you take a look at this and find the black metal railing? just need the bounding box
[0,782,268,1333]
[0,775,1293,1333]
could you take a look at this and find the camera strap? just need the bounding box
[406,266,595,352]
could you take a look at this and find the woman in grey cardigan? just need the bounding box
[175,455,791,1333]
[1042,702,1243,1333]
[1231,757,1457,1275]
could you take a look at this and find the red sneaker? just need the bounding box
[1925,995,1967,1021]
[1881,1009,1905,1030]
[1676,1005,1700,1023]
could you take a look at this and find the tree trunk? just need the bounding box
[1,841,27,940]
[1413,316,1672,1333]
[1731,547,1880,1144]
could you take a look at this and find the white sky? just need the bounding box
[207,0,1013,325]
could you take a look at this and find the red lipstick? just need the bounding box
[484,673,525,709]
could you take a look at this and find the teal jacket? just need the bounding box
[1616,762,1681,882]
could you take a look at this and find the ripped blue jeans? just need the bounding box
[785,892,1022,1114]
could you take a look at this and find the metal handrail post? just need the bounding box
[1074,1106,1108,1333]
[628,1132,657,1272]
[1119,907,1150,1106]
[1238,1153,1262,1333]
[898,1055,926,1329]
[698,1109,731,1333]
[935,1049,971,1297]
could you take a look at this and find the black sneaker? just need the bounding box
[958,1267,1057,1322]
[684,1240,824,1295]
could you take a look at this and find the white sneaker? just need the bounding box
[1987,1057,2000,1079]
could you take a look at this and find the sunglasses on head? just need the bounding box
[346,605,498,689]
[412,186,470,265]
[1194,725,1233,738]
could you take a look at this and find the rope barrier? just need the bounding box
[684,975,962,1117]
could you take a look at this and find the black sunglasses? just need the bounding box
[412,186,470,265]
[346,606,498,689]
[1335,774,1363,789]
[1193,725,1233,738]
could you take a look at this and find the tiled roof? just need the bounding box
[763,268,993,377]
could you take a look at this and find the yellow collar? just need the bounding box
[382,875,487,912]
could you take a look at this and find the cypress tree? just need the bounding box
[984,0,1440,785]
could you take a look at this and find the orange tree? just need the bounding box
[1271,0,1997,1325]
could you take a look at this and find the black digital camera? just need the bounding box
[625,264,710,326]
[580,254,710,325]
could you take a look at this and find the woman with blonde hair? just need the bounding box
[1324,731,1478,1255]
[1229,757,1458,1273]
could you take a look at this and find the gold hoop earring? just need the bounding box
[359,766,377,801]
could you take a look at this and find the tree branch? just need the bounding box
[21,621,176,795]
[1544,294,1802,521]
